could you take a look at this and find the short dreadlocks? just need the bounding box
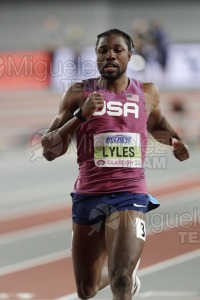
[96,29,134,51]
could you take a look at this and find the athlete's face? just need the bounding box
[96,35,132,80]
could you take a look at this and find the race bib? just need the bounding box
[94,132,142,168]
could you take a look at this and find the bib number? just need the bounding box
[136,218,146,241]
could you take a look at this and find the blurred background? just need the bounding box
[0,0,200,299]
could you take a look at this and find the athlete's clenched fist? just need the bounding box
[82,92,104,119]
[170,138,190,161]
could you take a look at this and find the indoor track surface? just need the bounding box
[0,90,200,300]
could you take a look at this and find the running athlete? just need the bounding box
[41,29,190,300]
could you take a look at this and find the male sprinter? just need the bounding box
[42,29,189,300]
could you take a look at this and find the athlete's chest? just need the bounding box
[93,92,142,119]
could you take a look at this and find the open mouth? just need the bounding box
[103,63,118,72]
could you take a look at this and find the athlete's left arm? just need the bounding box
[145,83,190,161]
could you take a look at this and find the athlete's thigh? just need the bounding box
[72,223,107,288]
[105,210,146,274]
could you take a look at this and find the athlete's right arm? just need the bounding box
[41,84,104,161]
[41,83,83,161]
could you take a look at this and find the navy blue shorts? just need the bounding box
[71,192,160,225]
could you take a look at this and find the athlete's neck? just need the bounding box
[98,76,129,93]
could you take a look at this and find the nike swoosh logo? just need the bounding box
[133,203,146,208]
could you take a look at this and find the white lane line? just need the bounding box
[0,249,71,276]
[157,186,200,206]
[0,219,72,244]
[55,249,200,300]
[0,294,10,299]
[1,192,198,244]
[147,168,200,190]
[56,293,78,300]
[0,107,56,117]
[138,249,200,277]
[0,180,68,206]
[16,294,35,299]
[138,290,199,297]
[1,173,198,208]
[1,185,199,239]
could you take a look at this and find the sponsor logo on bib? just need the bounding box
[94,132,142,168]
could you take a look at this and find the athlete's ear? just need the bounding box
[128,51,132,61]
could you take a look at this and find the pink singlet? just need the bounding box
[73,78,148,194]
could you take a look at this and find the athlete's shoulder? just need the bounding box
[143,82,159,95]
[59,81,85,113]
[143,82,159,107]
